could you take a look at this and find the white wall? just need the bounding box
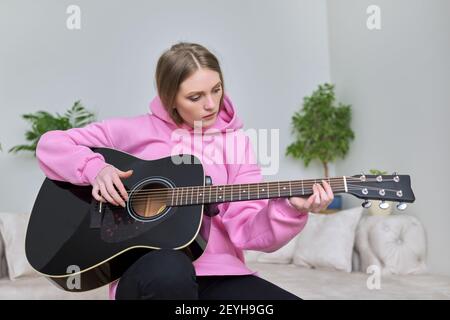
[327,0,450,276]
[0,1,330,211]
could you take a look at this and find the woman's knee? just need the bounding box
[116,249,198,300]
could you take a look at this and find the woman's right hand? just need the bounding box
[91,165,133,207]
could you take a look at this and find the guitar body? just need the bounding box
[26,148,209,292]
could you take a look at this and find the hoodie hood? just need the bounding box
[149,92,243,134]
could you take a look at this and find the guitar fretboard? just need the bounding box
[165,177,347,206]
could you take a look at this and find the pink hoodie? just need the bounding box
[36,93,308,299]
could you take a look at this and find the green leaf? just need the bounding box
[65,100,96,128]
[369,169,388,175]
[8,100,96,156]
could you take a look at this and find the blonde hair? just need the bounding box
[155,42,225,125]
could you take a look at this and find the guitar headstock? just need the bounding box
[346,173,415,211]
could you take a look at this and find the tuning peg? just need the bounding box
[396,202,408,211]
[360,172,366,182]
[362,200,372,208]
[393,172,400,182]
[379,201,390,209]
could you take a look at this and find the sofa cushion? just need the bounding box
[0,212,37,280]
[254,235,299,264]
[292,206,363,272]
[244,235,299,264]
[355,214,427,275]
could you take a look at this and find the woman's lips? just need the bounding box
[202,112,216,119]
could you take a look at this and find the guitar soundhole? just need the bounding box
[130,182,168,220]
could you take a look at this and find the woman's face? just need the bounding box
[174,68,223,128]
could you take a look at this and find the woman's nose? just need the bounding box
[204,95,215,110]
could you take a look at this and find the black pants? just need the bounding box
[115,249,301,300]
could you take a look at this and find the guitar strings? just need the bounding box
[94,186,355,209]
[94,184,400,208]
[109,179,401,202]
[97,183,401,205]
[73,176,397,193]
[98,177,399,199]
[100,180,349,202]
[124,184,398,203]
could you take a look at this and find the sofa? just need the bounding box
[1,208,449,300]
[0,212,108,299]
[245,206,450,299]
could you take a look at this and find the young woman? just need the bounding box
[36,42,334,300]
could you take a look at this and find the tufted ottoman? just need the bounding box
[354,213,427,275]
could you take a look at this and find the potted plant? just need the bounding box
[286,83,355,212]
[9,100,96,156]
[366,169,394,215]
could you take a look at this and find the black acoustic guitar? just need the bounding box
[25,147,415,292]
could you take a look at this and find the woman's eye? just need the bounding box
[189,88,220,102]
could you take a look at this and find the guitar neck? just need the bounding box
[166,177,348,206]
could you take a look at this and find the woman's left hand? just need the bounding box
[288,180,334,214]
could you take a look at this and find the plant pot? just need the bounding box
[368,200,394,215]
[328,195,342,210]
[320,194,342,214]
